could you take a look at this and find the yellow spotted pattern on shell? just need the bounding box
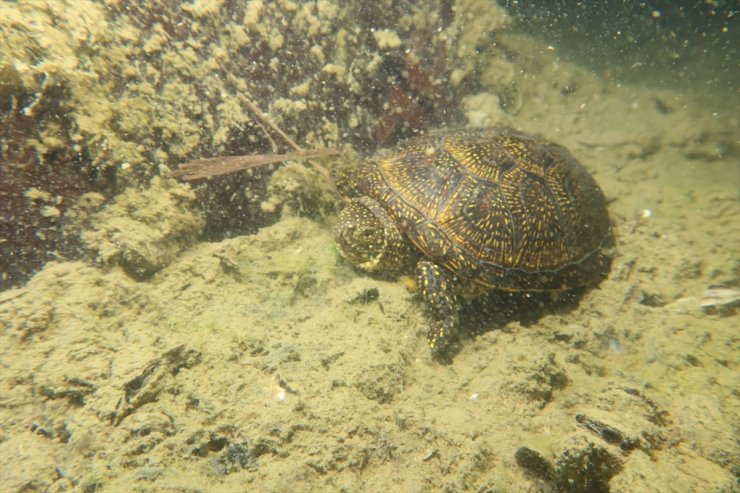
[355,127,613,292]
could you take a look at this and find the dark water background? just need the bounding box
[501,0,737,100]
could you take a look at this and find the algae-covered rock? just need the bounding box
[261,160,341,220]
[553,435,623,493]
[0,0,511,178]
[354,362,408,404]
[78,177,204,280]
[609,446,736,493]
[503,352,570,408]
[1,0,513,286]
[0,433,60,493]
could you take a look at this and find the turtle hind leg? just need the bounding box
[415,260,460,355]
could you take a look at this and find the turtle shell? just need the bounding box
[354,127,614,291]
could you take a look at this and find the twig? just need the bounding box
[171,148,339,180]
[254,118,279,153]
[224,72,337,189]
[235,92,303,152]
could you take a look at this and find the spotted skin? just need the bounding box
[416,260,458,353]
[335,127,614,355]
[335,196,415,273]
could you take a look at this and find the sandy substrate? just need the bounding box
[1,14,739,493]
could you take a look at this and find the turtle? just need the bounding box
[334,127,614,355]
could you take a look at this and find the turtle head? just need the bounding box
[335,197,413,273]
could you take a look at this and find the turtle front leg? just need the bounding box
[415,260,459,355]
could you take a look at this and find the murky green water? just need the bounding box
[1,2,737,492]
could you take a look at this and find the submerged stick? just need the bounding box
[171,148,339,181]
[173,76,339,189]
